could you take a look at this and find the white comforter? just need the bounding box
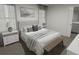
[21,28,61,55]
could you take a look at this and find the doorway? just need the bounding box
[71,7,79,38]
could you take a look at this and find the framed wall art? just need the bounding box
[20,7,35,18]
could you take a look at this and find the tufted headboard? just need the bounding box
[18,20,38,32]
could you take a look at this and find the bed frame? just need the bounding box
[18,20,64,55]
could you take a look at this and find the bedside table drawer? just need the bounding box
[3,34,19,46]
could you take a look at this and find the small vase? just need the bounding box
[8,27,13,32]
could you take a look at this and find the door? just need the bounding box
[66,7,74,37]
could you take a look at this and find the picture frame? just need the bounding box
[20,7,35,17]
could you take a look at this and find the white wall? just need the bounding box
[47,5,74,37]
[15,4,38,24]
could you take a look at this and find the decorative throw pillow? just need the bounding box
[42,23,46,28]
[27,26,33,32]
[29,27,33,32]
[38,26,42,30]
[23,26,33,32]
[32,25,38,31]
[27,28,29,32]
[35,25,38,31]
[32,25,35,31]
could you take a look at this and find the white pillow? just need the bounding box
[25,28,48,36]
[29,28,48,35]
[23,26,32,32]
[22,27,27,32]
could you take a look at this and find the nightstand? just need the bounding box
[2,30,19,46]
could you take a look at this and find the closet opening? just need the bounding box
[71,7,79,38]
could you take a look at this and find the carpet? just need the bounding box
[0,33,76,55]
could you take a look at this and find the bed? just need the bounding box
[18,21,64,55]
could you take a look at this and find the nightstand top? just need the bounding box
[2,30,18,35]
